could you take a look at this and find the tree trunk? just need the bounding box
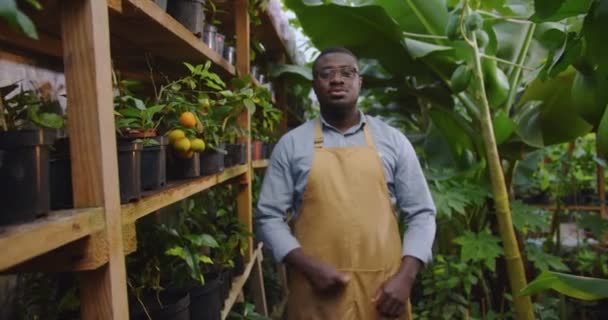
[469,31,535,319]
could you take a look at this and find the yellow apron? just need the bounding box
[287,118,410,320]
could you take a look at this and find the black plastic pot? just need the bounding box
[118,140,142,204]
[220,269,232,302]
[50,138,73,210]
[141,136,168,191]
[189,276,222,320]
[0,129,55,225]
[131,291,191,320]
[233,252,245,276]
[168,151,201,180]
[261,143,269,159]
[200,143,225,176]
[225,143,245,168]
[167,0,206,37]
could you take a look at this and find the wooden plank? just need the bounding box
[221,243,264,320]
[122,165,248,224]
[252,159,269,169]
[61,0,128,318]
[4,223,137,273]
[0,208,104,271]
[107,0,235,77]
[235,0,254,262]
[250,246,269,316]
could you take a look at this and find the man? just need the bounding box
[255,47,436,319]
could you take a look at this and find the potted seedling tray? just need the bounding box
[118,140,143,204]
[0,129,56,225]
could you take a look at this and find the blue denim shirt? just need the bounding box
[254,111,436,264]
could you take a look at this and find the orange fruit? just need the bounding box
[173,137,191,152]
[179,112,197,128]
[190,138,206,152]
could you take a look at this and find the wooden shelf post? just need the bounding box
[235,0,253,262]
[61,0,129,318]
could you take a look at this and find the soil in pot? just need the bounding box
[0,129,55,225]
[168,150,201,179]
[167,0,206,37]
[188,275,223,320]
[200,144,225,176]
[141,136,168,191]
[130,290,190,320]
[251,140,263,161]
[118,140,143,204]
[50,137,73,210]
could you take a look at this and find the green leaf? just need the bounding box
[165,246,186,259]
[525,245,570,272]
[35,112,64,129]
[511,200,549,234]
[284,0,422,76]
[516,67,592,147]
[532,0,593,22]
[493,110,515,145]
[404,39,452,59]
[453,229,503,271]
[185,234,219,248]
[373,0,448,37]
[199,255,214,264]
[520,271,608,300]
[577,212,608,240]
[583,0,608,77]
[268,63,312,81]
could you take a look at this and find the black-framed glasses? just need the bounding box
[315,67,359,81]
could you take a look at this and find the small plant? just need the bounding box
[0,82,64,131]
[228,302,270,320]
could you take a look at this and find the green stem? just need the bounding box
[402,31,449,40]
[477,10,532,24]
[505,24,536,115]
[468,5,535,318]
[480,54,536,71]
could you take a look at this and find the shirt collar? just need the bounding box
[320,109,367,135]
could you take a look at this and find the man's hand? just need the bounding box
[373,256,422,318]
[284,248,349,292]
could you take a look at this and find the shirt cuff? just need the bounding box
[272,237,301,263]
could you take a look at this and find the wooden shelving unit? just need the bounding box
[252,159,270,169]
[0,0,292,318]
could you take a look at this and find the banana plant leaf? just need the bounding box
[515,67,592,147]
[531,0,594,22]
[520,270,608,301]
[284,0,424,76]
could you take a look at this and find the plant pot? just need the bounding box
[122,128,157,139]
[261,143,269,159]
[50,138,73,210]
[188,275,222,320]
[131,290,191,320]
[141,136,168,191]
[200,143,225,176]
[233,252,245,276]
[251,140,263,161]
[167,0,206,37]
[168,150,201,179]
[154,0,168,11]
[117,140,142,204]
[225,143,245,168]
[0,129,55,225]
[220,269,232,302]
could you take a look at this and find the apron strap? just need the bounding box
[314,119,324,148]
[315,116,375,148]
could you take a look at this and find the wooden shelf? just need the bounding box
[252,159,269,169]
[108,0,236,78]
[122,164,248,224]
[221,243,264,320]
[0,207,105,271]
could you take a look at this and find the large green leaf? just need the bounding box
[0,0,38,39]
[532,0,593,22]
[582,0,608,77]
[520,271,608,300]
[373,0,448,37]
[453,229,503,271]
[493,110,516,145]
[268,63,312,81]
[515,67,592,147]
[284,0,421,76]
[404,39,452,59]
[429,106,476,159]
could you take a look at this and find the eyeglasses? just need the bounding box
[315,67,359,81]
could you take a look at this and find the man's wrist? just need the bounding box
[397,255,422,282]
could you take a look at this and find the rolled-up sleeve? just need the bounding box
[394,134,436,265]
[254,136,301,262]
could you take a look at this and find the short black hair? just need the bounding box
[312,47,358,72]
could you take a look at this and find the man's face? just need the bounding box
[313,53,362,111]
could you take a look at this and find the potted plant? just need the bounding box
[251,86,281,160]
[127,217,192,320]
[167,0,206,37]
[0,82,64,225]
[114,78,168,192]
